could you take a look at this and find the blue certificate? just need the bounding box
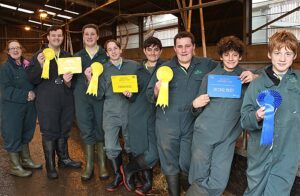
[207,75,242,98]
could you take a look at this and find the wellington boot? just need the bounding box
[135,169,153,196]
[96,142,109,180]
[128,153,143,188]
[166,174,180,196]
[42,140,58,179]
[81,144,94,181]
[9,152,32,177]
[106,153,123,192]
[121,154,148,192]
[20,144,42,169]
[56,138,82,168]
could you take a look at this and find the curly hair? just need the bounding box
[217,36,245,57]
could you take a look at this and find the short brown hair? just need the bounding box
[143,37,162,49]
[217,36,245,56]
[47,25,64,35]
[268,30,298,54]
[82,24,99,35]
[104,39,121,51]
[174,31,195,46]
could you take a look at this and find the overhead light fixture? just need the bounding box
[18,8,34,14]
[28,19,41,25]
[43,23,52,27]
[57,14,72,20]
[45,4,62,10]
[24,26,31,31]
[39,9,56,16]
[64,9,79,15]
[0,3,17,10]
[39,11,48,18]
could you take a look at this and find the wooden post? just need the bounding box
[187,0,193,32]
[199,0,207,57]
[176,0,187,31]
[181,0,188,31]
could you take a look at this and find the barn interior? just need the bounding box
[0,0,300,195]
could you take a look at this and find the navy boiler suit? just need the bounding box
[27,49,74,141]
[1,57,37,152]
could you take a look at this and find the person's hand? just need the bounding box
[255,106,265,122]
[192,94,210,108]
[123,90,132,98]
[37,52,45,67]
[240,71,258,84]
[84,67,92,82]
[63,72,73,83]
[27,90,35,101]
[154,80,162,98]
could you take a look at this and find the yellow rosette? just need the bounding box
[156,66,173,108]
[41,48,55,79]
[86,62,104,96]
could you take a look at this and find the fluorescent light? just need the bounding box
[0,3,17,10]
[28,20,41,25]
[39,9,56,16]
[52,18,64,22]
[18,8,34,14]
[45,4,62,10]
[64,9,79,15]
[57,14,72,20]
[43,23,52,27]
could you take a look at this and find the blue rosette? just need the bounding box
[256,90,282,145]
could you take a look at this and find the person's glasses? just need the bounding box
[9,47,21,51]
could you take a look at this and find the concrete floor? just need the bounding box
[0,124,168,196]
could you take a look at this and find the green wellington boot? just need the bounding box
[20,144,42,169]
[81,144,94,181]
[9,152,32,177]
[96,142,109,180]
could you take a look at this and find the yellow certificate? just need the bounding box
[57,57,82,75]
[111,75,138,93]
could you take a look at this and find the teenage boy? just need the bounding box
[241,30,300,196]
[187,36,257,196]
[121,37,164,195]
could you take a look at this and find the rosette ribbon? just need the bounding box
[41,48,55,79]
[156,66,173,108]
[86,62,104,96]
[256,89,282,145]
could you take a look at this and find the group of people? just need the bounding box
[1,23,300,196]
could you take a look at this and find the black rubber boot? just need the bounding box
[81,144,94,181]
[106,153,123,192]
[180,171,190,192]
[135,169,153,196]
[166,174,180,196]
[121,154,148,192]
[56,138,82,168]
[20,144,42,169]
[128,153,143,188]
[8,152,32,177]
[42,140,58,179]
